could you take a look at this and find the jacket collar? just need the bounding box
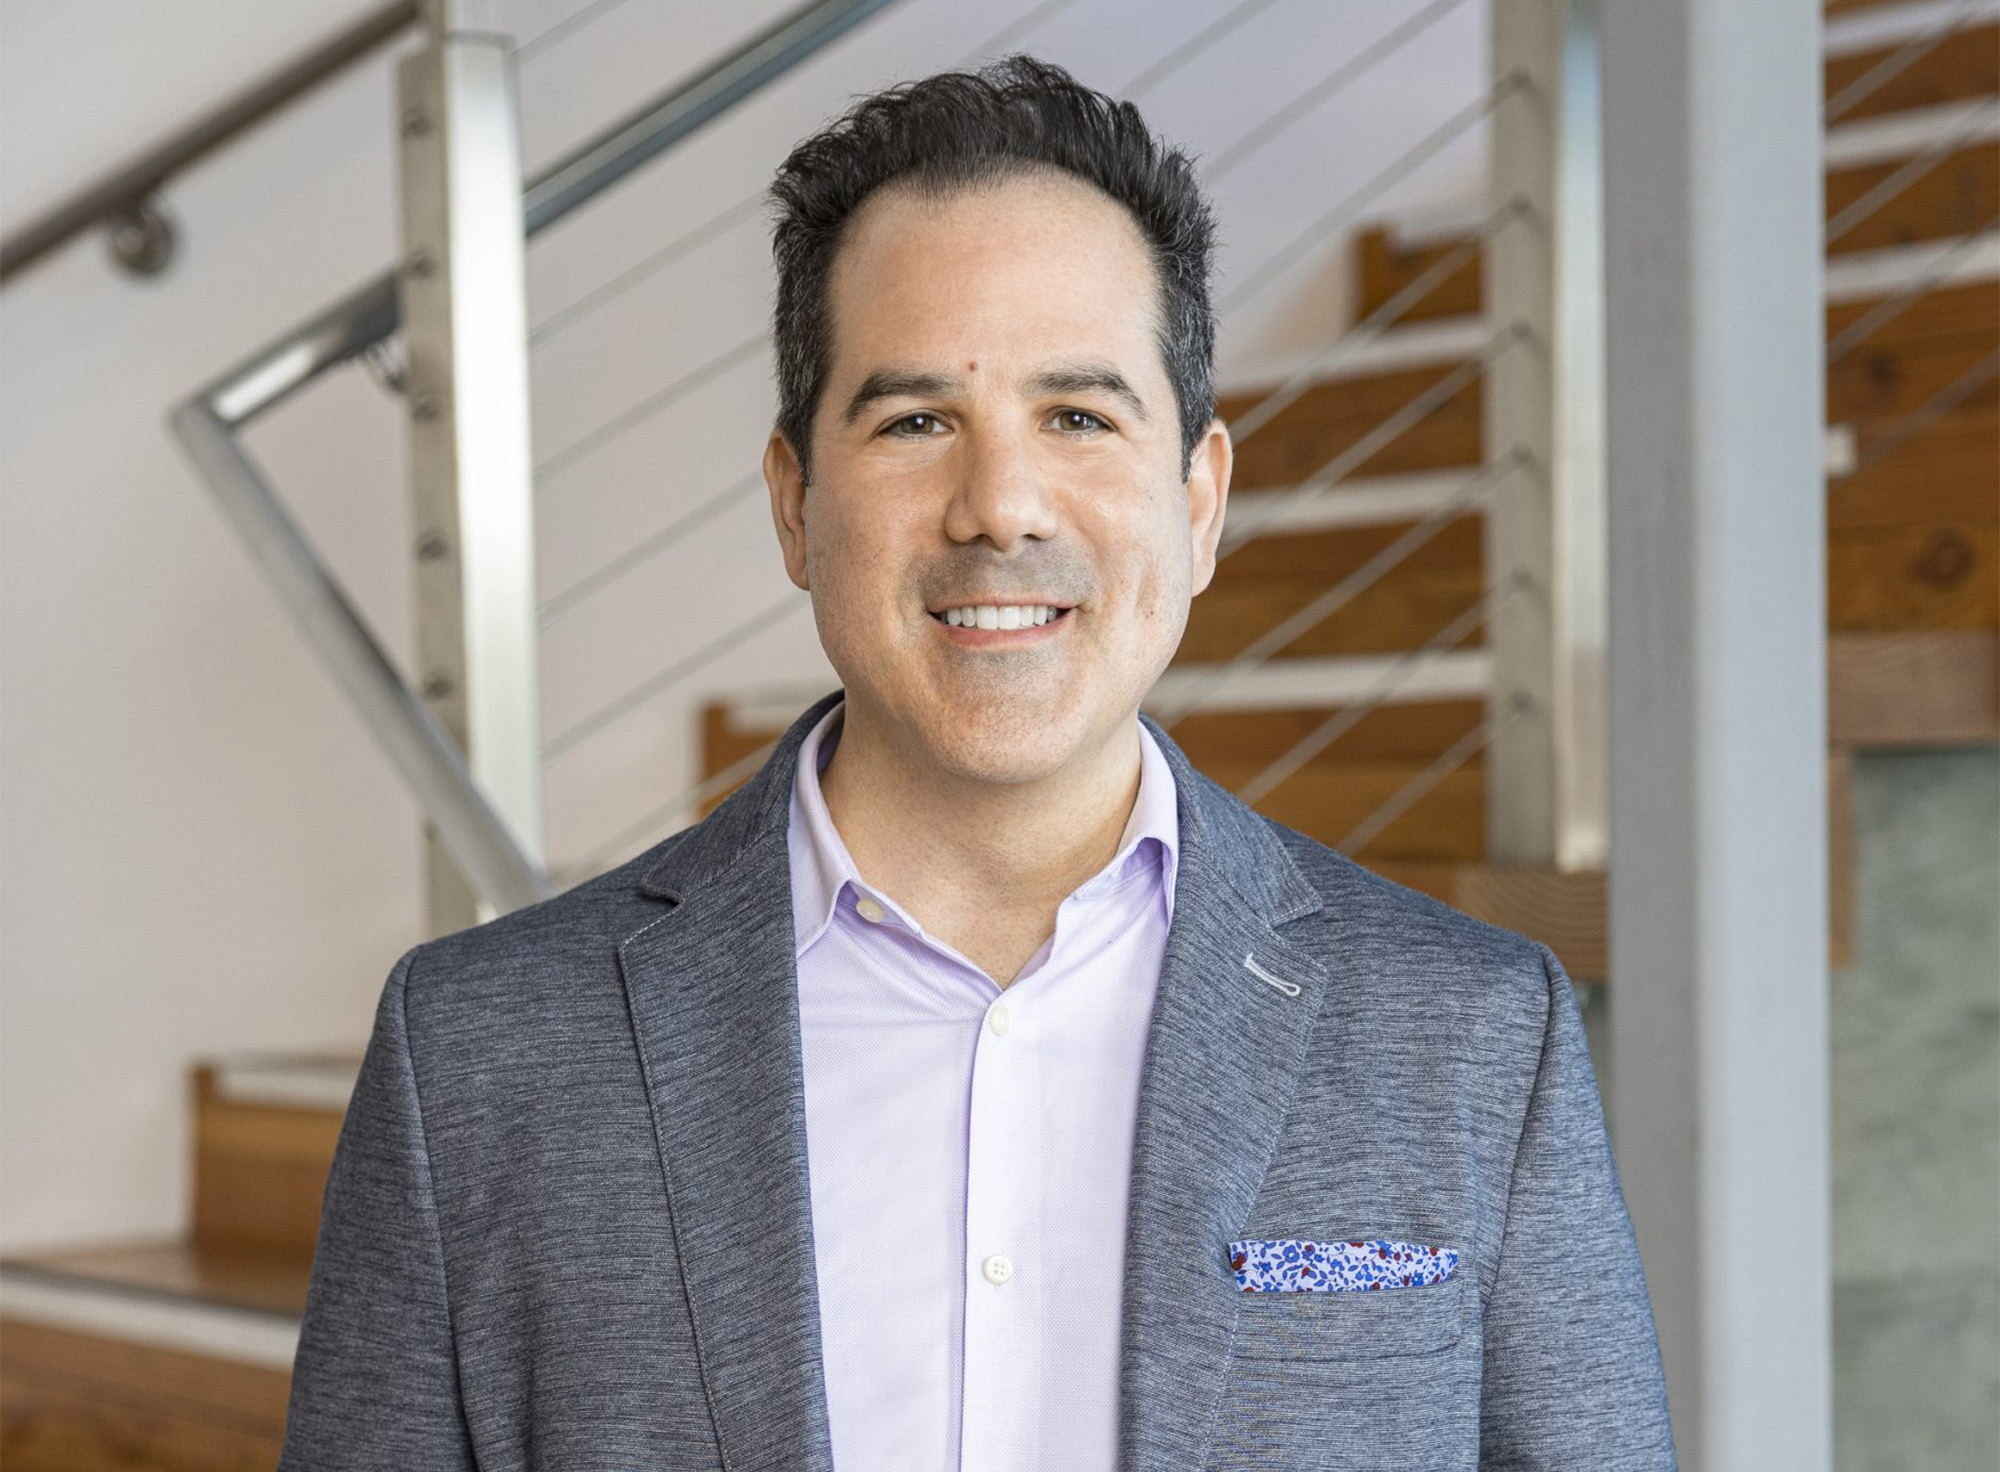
[637,687,1321,928]
[619,688,1335,1471]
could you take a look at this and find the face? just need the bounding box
[765,168,1231,789]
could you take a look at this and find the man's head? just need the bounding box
[762,55,1231,789]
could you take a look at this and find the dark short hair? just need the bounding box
[766,54,1217,483]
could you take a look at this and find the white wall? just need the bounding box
[0,0,1484,1250]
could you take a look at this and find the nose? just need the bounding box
[941,422,1059,552]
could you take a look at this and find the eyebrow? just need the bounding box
[1026,363,1150,422]
[839,360,1153,426]
[842,369,962,425]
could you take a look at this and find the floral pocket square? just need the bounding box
[1229,1237,1459,1292]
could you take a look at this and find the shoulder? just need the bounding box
[394,828,696,1018]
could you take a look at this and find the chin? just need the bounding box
[908,699,1083,785]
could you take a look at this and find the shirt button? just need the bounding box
[987,1005,1010,1037]
[982,1254,1015,1286]
[855,896,884,923]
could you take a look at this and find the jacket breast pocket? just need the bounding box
[1230,1273,1466,1363]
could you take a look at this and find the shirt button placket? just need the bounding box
[961,992,1033,1471]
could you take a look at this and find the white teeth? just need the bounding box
[937,604,1062,629]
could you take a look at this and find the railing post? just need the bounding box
[1485,0,1609,873]
[397,0,544,934]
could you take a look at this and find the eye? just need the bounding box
[884,411,948,438]
[1049,408,1109,435]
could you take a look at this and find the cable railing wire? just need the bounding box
[1228,197,1522,446]
[1220,323,1527,557]
[540,468,765,626]
[541,590,808,761]
[558,730,784,884]
[1826,220,1999,364]
[1218,69,1527,317]
[1332,690,1532,856]
[517,0,643,63]
[1836,344,2000,479]
[540,198,1525,628]
[526,8,1539,866]
[1155,449,1530,729]
[1203,0,1477,183]
[1824,0,1996,125]
[534,328,770,489]
[1825,94,2000,246]
[1120,0,1286,100]
[524,0,1087,352]
[1231,571,1529,808]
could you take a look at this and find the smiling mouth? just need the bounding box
[928,603,1073,630]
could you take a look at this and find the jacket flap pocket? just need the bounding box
[1230,1273,1465,1363]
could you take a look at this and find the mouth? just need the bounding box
[926,601,1075,643]
[927,601,1073,630]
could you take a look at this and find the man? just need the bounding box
[280,56,1674,1471]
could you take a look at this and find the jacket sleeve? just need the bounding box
[278,945,477,1470]
[1479,943,1677,1469]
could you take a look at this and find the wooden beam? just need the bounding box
[1829,628,2000,743]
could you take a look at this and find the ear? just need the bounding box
[764,429,811,592]
[1186,416,1233,597]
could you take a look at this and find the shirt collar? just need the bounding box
[786,698,1180,957]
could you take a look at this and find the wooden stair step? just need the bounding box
[1832,407,1998,530]
[1218,359,1483,491]
[1827,20,1999,124]
[1829,518,1998,632]
[1182,513,1484,663]
[1827,139,1998,256]
[1363,208,1996,328]
[1,1244,301,1472]
[193,1056,356,1262]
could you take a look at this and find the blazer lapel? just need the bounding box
[1117,716,1337,1472]
[616,693,842,1472]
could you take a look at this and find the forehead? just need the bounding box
[824,169,1165,381]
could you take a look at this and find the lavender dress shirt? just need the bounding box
[786,698,1180,1470]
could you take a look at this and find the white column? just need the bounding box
[398,0,543,932]
[1600,0,1830,1467]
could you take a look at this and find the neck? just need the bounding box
[816,697,1144,979]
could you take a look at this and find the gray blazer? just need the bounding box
[279,689,1675,1470]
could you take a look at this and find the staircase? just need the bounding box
[0,1058,351,1467]
[704,16,2000,984]
[3,4,1994,1468]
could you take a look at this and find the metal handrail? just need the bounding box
[523,0,1086,351]
[185,0,897,434]
[169,0,901,912]
[0,2,420,284]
